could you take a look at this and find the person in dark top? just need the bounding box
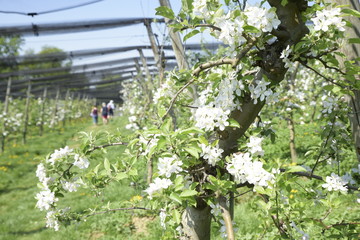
[101,102,108,124]
[91,105,98,125]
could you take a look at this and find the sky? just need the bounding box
[0,0,187,65]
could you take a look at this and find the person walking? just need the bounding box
[101,102,108,124]
[107,100,115,119]
[90,105,98,125]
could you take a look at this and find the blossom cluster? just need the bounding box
[153,76,176,104]
[192,1,281,46]
[226,152,274,189]
[248,78,278,104]
[35,146,90,230]
[125,115,140,130]
[311,8,345,32]
[193,69,244,131]
[322,173,349,193]
[157,156,183,178]
[200,143,224,166]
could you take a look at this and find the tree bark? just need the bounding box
[39,87,47,136]
[1,77,12,152]
[22,79,31,144]
[334,0,360,161]
[180,204,211,240]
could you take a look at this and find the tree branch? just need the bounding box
[192,37,257,76]
[218,195,235,240]
[181,24,221,32]
[87,142,128,153]
[299,60,351,90]
[161,78,196,121]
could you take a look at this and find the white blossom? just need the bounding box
[159,210,167,229]
[61,178,82,192]
[157,156,183,178]
[35,189,58,211]
[244,6,280,33]
[226,152,274,189]
[322,173,348,193]
[201,144,223,166]
[209,202,221,217]
[46,210,60,231]
[321,95,337,114]
[48,146,73,165]
[145,177,172,199]
[280,45,292,68]
[312,8,345,32]
[249,78,275,104]
[73,154,90,169]
[246,136,264,156]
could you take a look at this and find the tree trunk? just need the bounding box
[1,77,12,152]
[180,204,211,240]
[22,79,31,144]
[287,112,297,163]
[39,87,47,136]
[334,0,360,161]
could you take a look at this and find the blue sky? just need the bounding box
[0,0,185,64]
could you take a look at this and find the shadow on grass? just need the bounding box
[8,226,47,235]
[0,186,31,194]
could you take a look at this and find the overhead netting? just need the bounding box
[0,16,224,101]
[0,18,165,36]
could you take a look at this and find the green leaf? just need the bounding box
[155,6,175,19]
[169,192,182,205]
[178,127,204,136]
[172,209,181,224]
[281,0,288,6]
[348,38,360,44]
[180,189,198,197]
[286,165,307,173]
[228,118,240,128]
[183,30,200,42]
[104,158,111,175]
[342,8,360,18]
[184,146,200,159]
[157,105,167,118]
[115,172,128,181]
[128,168,138,176]
[93,163,101,174]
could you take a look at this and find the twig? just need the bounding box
[299,60,351,90]
[315,57,346,75]
[161,78,196,120]
[311,116,336,175]
[192,37,257,76]
[181,24,221,32]
[87,142,128,153]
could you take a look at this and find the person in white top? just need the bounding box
[107,100,115,119]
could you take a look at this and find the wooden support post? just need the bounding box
[138,48,152,82]
[39,87,47,136]
[1,77,12,152]
[63,89,70,127]
[159,0,189,70]
[51,87,60,128]
[144,19,164,82]
[22,79,32,144]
